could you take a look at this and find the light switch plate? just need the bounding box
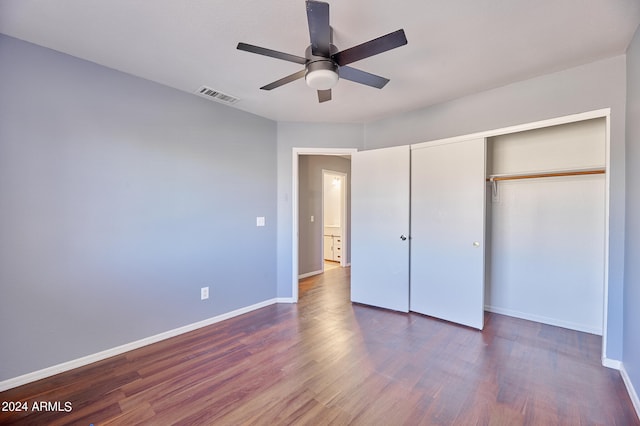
[256,216,265,227]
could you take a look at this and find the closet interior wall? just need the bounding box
[485,118,606,334]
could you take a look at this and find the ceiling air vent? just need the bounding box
[195,86,239,105]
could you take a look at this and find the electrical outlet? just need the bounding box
[201,286,209,300]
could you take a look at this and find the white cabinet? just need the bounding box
[324,235,342,261]
[323,235,333,260]
[333,236,342,261]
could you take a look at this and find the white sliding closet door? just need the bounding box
[410,138,486,329]
[351,145,410,312]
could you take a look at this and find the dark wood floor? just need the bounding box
[1,266,638,425]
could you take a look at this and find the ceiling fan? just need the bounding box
[237,0,408,103]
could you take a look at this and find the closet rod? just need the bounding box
[487,168,605,182]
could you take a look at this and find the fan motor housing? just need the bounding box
[304,44,339,61]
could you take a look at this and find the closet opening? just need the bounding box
[484,117,607,336]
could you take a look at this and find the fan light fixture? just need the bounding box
[306,69,339,90]
[305,60,339,90]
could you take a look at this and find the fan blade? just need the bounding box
[339,66,389,89]
[318,89,332,103]
[260,69,306,90]
[306,1,332,57]
[237,42,307,65]
[332,29,407,66]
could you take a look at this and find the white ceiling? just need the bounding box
[1,0,639,123]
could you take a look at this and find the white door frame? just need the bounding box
[292,148,358,302]
[322,169,348,268]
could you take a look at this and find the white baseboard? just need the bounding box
[298,269,323,279]
[621,363,640,420]
[602,357,622,369]
[0,298,279,392]
[276,297,296,304]
[485,305,602,335]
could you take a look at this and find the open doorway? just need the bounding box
[322,170,347,271]
[292,148,356,302]
[297,156,350,278]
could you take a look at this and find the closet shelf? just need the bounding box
[487,167,605,182]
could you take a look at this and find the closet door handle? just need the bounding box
[400,235,407,241]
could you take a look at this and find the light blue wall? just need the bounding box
[624,25,640,403]
[364,56,627,361]
[0,35,277,380]
[276,122,363,298]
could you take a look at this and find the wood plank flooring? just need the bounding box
[1,266,638,425]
